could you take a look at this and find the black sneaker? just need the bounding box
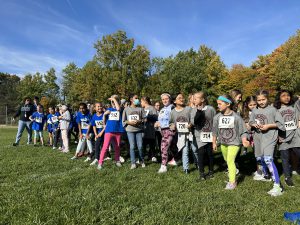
[198,173,206,181]
[285,177,295,187]
[184,169,189,174]
[12,143,18,146]
[206,171,214,179]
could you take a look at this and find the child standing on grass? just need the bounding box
[191,91,216,180]
[89,102,105,166]
[30,104,46,146]
[123,94,145,169]
[46,107,59,148]
[249,90,285,196]
[212,95,249,190]
[98,95,125,170]
[274,90,300,187]
[169,93,196,174]
[71,103,93,161]
[141,96,158,163]
[59,105,71,153]
[155,93,175,173]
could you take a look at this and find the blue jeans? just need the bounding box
[182,138,199,170]
[127,131,144,164]
[15,120,32,144]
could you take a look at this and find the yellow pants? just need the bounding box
[221,145,240,183]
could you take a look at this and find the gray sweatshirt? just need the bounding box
[170,107,191,133]
[60,110,71,130]
[122,106,144,132]
[191,105,216,148]
[212,111,247,146]
[249,105,285,156]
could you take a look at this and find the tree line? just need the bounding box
[1,29,300,114]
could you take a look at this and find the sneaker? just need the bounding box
[158,165,167,173]
[151,157,157,163]
[58,147,63,150]
[52,147,57,150]
[136,160,140,165]
[236,168,239,175]
[104,157,111,161]
[141,163,146,168]
[225,182,237,190]
[168,159,177,166]
[267,184,283,196]
[253,172,265,181]
[12,143,18,146]
[116,161,122,167]
[119,156,125,163]
[292,170,299,175]
[130,164,137,170]
[206,171,214,179]
[84,157,92,162]
[97,164,103,170]
[198,173,206,181]
[285,177,295,187]
[70,156,78,160]
[74,140,78,144]
[90,159,98,166]
[62,150,69,153]
[184,169,189,174]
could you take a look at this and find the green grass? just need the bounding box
[0,127,299,225]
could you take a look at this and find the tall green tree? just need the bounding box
[43,68,60,105]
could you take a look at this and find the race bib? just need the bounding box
[176,122,189,133]
[109,111,120,121]
[128,114,139,122]
[219,116,235,128]
[200,132,213,142]
[95,120,103,129]
[285,121,297,131]
[47,118,52,124]
[144,110,149,117]
[35,117,42,123]
[81,121,89,129]
[52,116,58,123]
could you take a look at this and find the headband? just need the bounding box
[218,96,232,104]
[160,93,171,99]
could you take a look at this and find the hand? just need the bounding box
[246,123,251,131]
[259,124,269,131]
[188,123,193,129]
[212,142,217,152]
[79,133,83,140]
[85,134,90,140]
[242,139,250,148]
[252,123,260,129]
[154,121,160,128]
[170,124,175,131]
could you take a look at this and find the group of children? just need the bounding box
[21,89,300,197]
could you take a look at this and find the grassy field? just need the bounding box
[0,127,299,225]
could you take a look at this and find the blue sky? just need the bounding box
[0,0,300,76]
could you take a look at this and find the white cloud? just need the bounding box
[0,45,69,76]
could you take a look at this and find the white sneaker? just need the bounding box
[136,160,140,164]
[151,157,157,162]
[253,172,264,181]
[104,157,111,161]
[158,165,167,173]
[225,182,237,190]
[168,159,177,166]
[267,184,283,196]
[292,170,299,175]
[52,147,56,150]
[70,156,78,160]
[141,163,146,168]
[84,157,91,162]
[116,161,122,167]
[90,159,98,166]
[130,164,137,170]
[97,164,103,170]
[119,156,125,163]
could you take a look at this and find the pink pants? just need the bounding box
[99,132,122,165]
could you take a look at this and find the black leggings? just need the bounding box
[198,143,214,174]
[280,148,300,178]
[143,138,156,159]
[91,137,104,160]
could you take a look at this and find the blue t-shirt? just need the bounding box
[76,112,91,134]
[31,112,46,131]
[47,113,60,132]
[91,113,105,134]
[105,108,125,133]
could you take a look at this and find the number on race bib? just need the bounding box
[81,122,89,129]
[219,116,235,128]
[35,117,42,123]
[200,132,213,142]
[129,114,139,122]
[52,116,58,123]
[176,122,189,133]
[109,111,120,121]
[285,121,297,131]
[95,120,103,129]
